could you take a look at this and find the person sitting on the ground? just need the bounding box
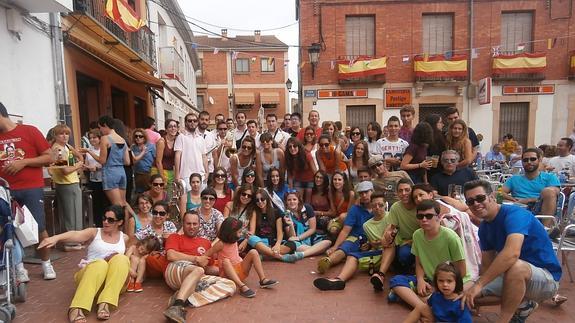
[313,193,387,291]
[38,205,130,323]
[461,180,562,322]
[485,143,505,168]
[430,150,478,197]
[502,148,560,217]
[315,181,374,276]
[387,200,468,311]
[369,155,411,206]
[163,210,236,322]
[369,178,418,291]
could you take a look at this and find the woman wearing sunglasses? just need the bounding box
[240,166,259,190]
[256,132,285,188]
[179,173,202,217]
[302,125,318,154]
[210,167,233,213]
[38,205,130,322]
[144,174,169,204]
[285,137,317,204]
[230,136,257,187]
[197,187,225,242]
[224,184,256,252]
[131,128,156,194]
[322,121,344,149]
[344,126,364,159]
[135,201,178,279]
[316,135,347,177]
[126,194,154,242]
[247,189,304,262]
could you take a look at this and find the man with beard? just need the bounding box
[502,148,560,218]
[197,111,216,173]
[174,113,208,191]
[233,112,248,150]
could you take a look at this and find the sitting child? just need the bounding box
[404,262,472,323]
[126,237,160,292]
[205,217,278,298]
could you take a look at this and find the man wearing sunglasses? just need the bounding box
[430,150,478,197]
[388,199,467,312]
[369,155,410,206]
[502,148,560,218]
[174,113,208,192]
[461,180,561,322]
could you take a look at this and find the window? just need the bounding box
[499,102,529,148]
[261,57,275,72]
[345,16,375,57]
[422,14,453,55]
[197,95,204,111]
[501,12,533,53]
[235,58,249,73]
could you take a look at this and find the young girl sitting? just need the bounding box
[125,237,160,292]
[404,262,472,323]
[205,217,279,298]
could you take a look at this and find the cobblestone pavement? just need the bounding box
[13,250,575,322]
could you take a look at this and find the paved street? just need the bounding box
[13,250,575,322]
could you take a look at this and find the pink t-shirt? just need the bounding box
[145,129,161,145]
[218,242,242,266]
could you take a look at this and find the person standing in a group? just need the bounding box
[399,105,416,143]
[174,113,208,192]
[297,110,322,141]
[0,102,56,280]
[144,116,161,145]
[377,116,409,171]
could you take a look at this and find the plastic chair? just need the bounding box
[499,173,513,184]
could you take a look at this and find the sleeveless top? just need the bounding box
[311,193,330,212]
[186,191,202,210]
[334,193,350,215]
[260,149,280,179]
[86,228,125,261]
[218,242,242,267]
[236,155,254,185]
[213,190,232,213]
[162,138,176,170]
[230,206,251,230]
[104,135,126,169]
[132,213,151,232]
[318,146,347,174]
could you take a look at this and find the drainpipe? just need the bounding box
[49,13,72,143]
[466,0,474,124]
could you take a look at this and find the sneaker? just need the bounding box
[163,305,187,323]
[42,263,56,280]
[510,300,539,323]
[551,294,568,306]
[133,282,143,293]
[126,281,135,292]
[387,290,399,303]
[317,257,332,274]
[281,253,298,263]
[16,268,29,283]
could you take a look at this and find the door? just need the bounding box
[111,87,129,126]
[77,72,101,137]
[418,104,453,123]
[346,105,376,132]
[499,102,529,148]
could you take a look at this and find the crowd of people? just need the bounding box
[1,99,573,323]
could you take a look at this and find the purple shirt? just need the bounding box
[399,126,413,142]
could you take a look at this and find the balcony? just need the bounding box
[159,46,186,95]
[414,54,468,82]
[337,56,386,84]
[72,0,156,68]
[492,52,546,81]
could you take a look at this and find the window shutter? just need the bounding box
[423,14,453,54]
[346,16,375,57]
[501,12,533,53]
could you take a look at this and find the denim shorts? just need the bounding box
[12,188,46,232]
[102,166,127,190]
[481,262,559,302]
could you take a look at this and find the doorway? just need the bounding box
[346,105,376,132]
[111,87,129,125]
[77,72,101,137]
[499,102,529,148]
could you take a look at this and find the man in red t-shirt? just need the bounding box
[296,110,323,142]
[163,211,235,322]
[0,102,56,281]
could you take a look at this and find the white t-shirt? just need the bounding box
[376,137,409,167]
[174,131,207,183]
[548,155,575,177]
[367,140,380,156]
[198,130,217,172]
[233,126,249,149]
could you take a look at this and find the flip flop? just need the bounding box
[313,277,345,291]
[97,303,110,320]
[370,272,385,291]
[68,308,87,323]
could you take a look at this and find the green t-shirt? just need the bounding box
[411,226,469,283]
[363,215,388,245]
[386,202,419,245]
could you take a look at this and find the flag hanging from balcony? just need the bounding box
[105,0,146,32]
[492,53,546,75]
[414,54,468,79]
[338,56,387,80]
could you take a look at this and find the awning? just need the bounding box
[260,92,280,104]
[235,92,255,105]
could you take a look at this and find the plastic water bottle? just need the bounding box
[559,171,567,184]
[496,184,504,204]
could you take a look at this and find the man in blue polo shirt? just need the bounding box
[462,180,561,322]
[313,181,374,287]
[503,147,560,217]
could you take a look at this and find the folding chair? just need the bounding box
[499,173,513,184]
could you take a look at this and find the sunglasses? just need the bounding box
[255,197,266,203]
[288,144,298,149]
[370,162,383,169]
[241,192,253,198]
[103,217,118,223]
[134,134,144,139]
[201,196,216,201]
[152,182,165,187]
[465,194,488,206]
[351,132,361,136]
[242,145,253,150]
[416,213,436,220]
[152,210,167,216]
[442,158,457,164]
[522,157,538,163]
[215,173,226,178]
[186,119,198,123]
[245,173,255,178]
[319,143,330,148]
[305,133,314,136]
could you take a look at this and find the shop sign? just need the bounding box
[317,89,368,99]
[502,85,555,95]
[385,88,411,108]
[478,77,491,105]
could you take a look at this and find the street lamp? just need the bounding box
[286,78,293,91]
[308,43,321,79]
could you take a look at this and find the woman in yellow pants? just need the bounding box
[39,205,129,323]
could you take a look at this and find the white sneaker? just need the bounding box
[42,263,56,280]
[16,268,29,283]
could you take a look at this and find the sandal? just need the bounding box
[97,303,110,320]
[313,277,345,291]
[259,278,279,289]
[239,284,256,298]
[68,308,87,323]
[551,294,568,306]
[370,272,385,291]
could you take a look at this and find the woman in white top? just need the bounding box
[84,129,106,227]
[38,205,130,323]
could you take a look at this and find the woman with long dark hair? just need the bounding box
[446,119,474,168]
[328,171,355,237]
[348,140,369,185]
[310,170,334,233]
[154,119,178,191]
[316,135,347,177]
[265,167,288,209]
[223,184,256,252]
[344,126,364,158]
[423,114,447,178]
[210,167,233,213]
[400,122,434,184]
[285,137,317,203]
[366,121,382,156]
[230,136,256,187]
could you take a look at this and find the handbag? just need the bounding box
[13,203,39,247]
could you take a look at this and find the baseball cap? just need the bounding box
[368,155,384,168]
[356,181,374,192]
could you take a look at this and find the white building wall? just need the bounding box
[0,9,58,135]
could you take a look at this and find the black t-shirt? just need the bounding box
[430,168,478,196]
[256,212,276,239]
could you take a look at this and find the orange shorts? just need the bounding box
[219,261,247,281]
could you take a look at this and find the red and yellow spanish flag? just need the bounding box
[413,54,467,78]
[492,53,546,75]
[105,0,146,32]
[338,56,387,80]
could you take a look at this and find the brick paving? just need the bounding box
[14,250,575,323]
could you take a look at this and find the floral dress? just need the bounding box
[135,221,177,250]
[198,208,225,241]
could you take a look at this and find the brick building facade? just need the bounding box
[194,31,289,123]
[298,0,575,152]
